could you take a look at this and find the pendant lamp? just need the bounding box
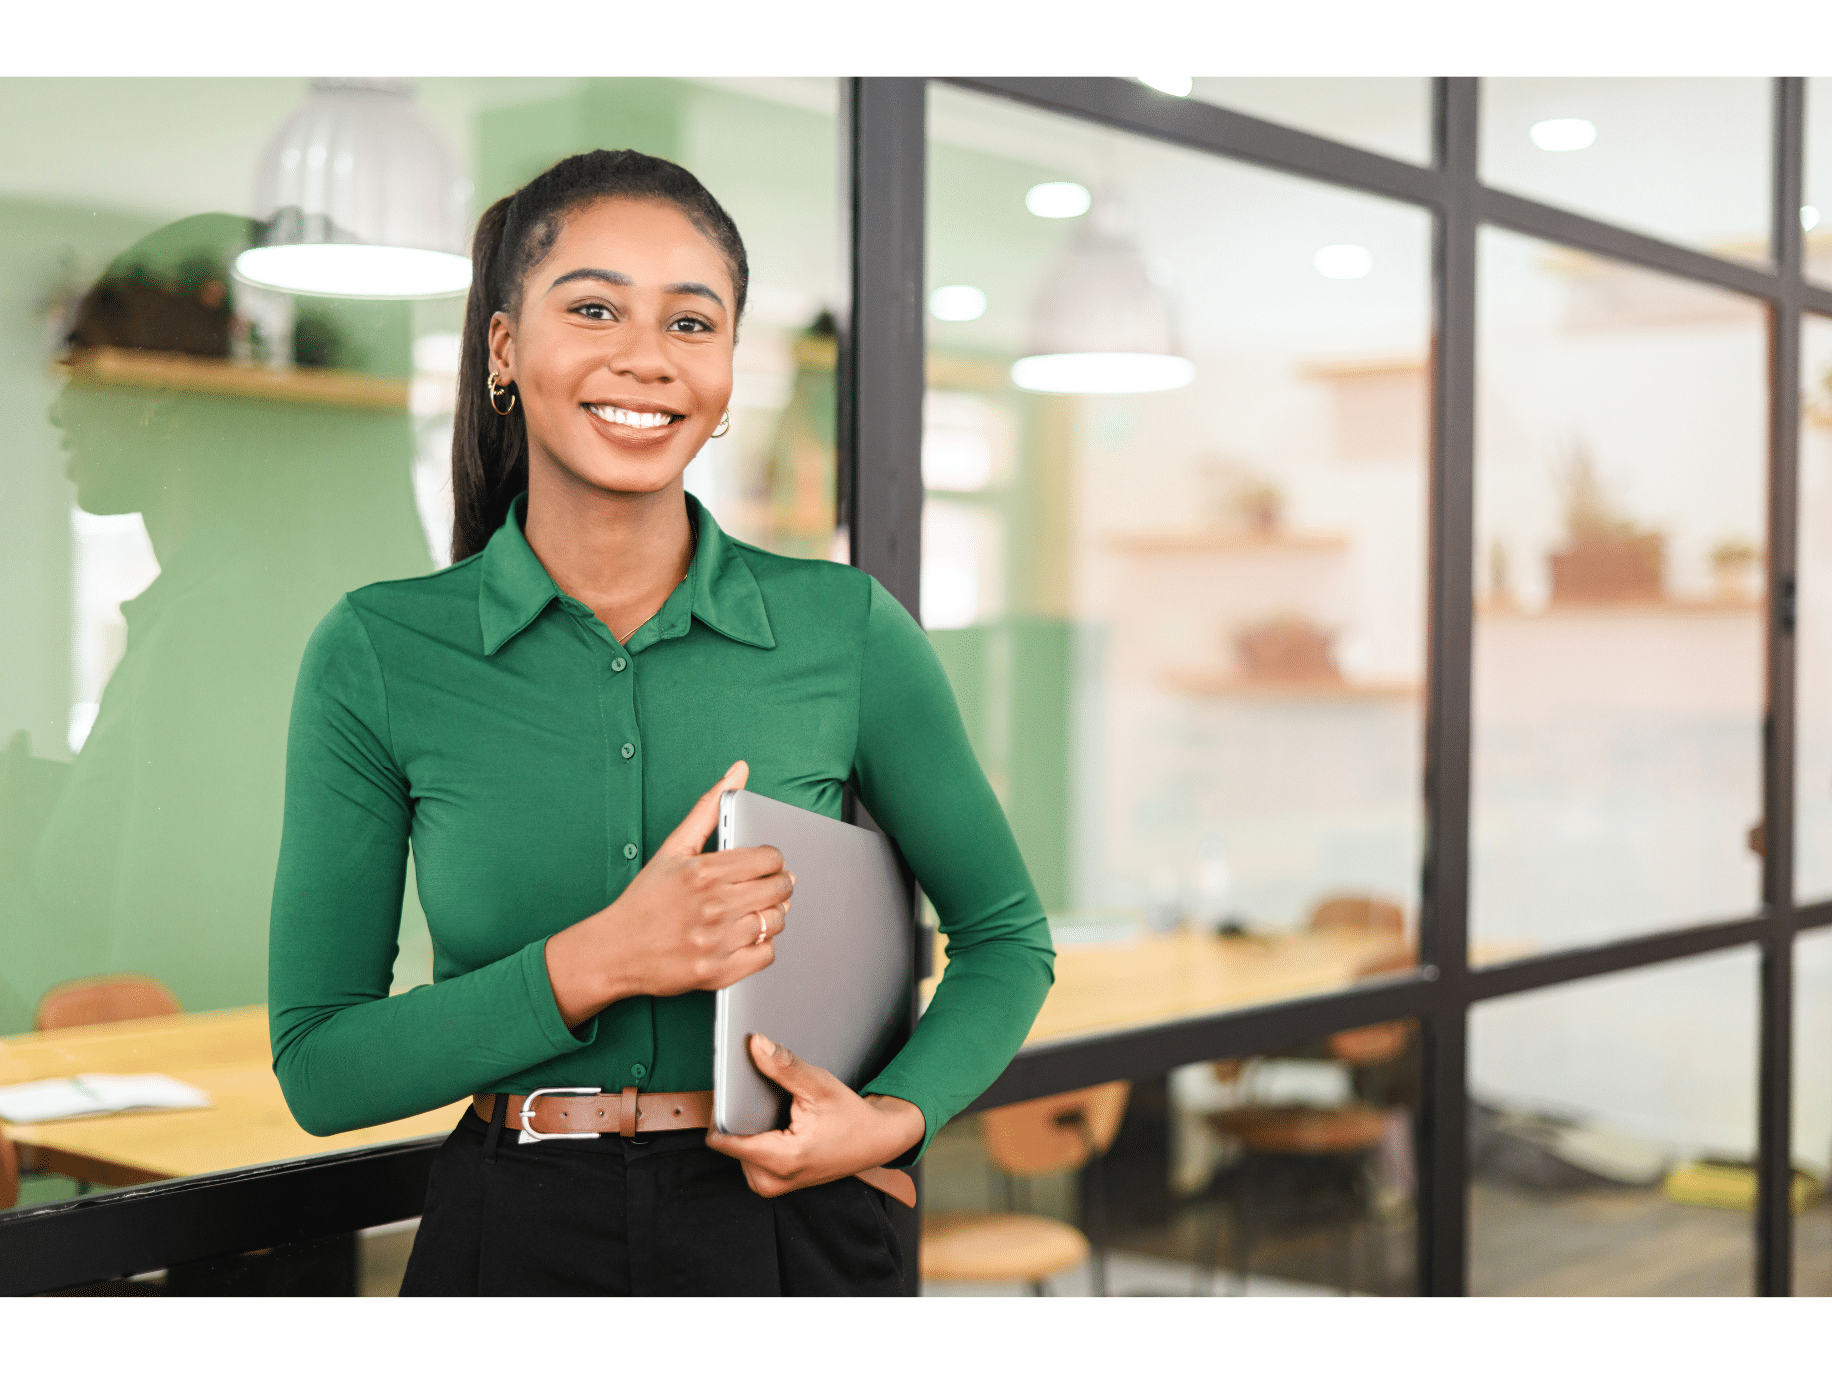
[1011,191,1194,395]
[235,79,473,300]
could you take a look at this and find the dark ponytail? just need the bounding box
[449,149,750,562]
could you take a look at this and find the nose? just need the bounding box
[602,317,674,386]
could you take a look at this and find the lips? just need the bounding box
[583,402,683,430]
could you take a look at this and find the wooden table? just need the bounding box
[926,924,1412,1048]
[1031,926,1410,1044]
[3,925,1436,1191]
[0,1008,466,1187]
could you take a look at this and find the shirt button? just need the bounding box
[620,741,635,760]
[623,842,639,861]
[611,657,627,672]
[631,1064,646,1080]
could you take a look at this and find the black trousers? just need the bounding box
[399,1099,906,1296]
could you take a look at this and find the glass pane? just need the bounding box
[1480,78,1772,265]
[924,84,1432,1033]
[920,1020,1419,1295]
[1183,78,1431,166]
[1797,314,1832,900]
[1807,78,1832,289]
[1469,948,1758,1296]
[1472,227,1767,961]
[0,76,837,1210]
[1796,928,1832,1294]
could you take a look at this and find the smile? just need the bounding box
[584,403,683,430]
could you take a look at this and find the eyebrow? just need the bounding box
[546,267,727,312]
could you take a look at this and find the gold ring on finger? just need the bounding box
[756,910,767,945]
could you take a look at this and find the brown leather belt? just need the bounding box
[472,1089,915,1208]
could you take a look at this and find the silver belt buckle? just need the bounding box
[517,1086,604,1142]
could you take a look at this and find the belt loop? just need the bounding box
[482,1092,508,1164]
[620,1085,639,1138]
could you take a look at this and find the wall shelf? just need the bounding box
[58,347,409,411]
[1105,529,1349,556]
[1161,669,1419,701]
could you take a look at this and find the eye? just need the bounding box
[669,315,715,335]
[571,301,614,322]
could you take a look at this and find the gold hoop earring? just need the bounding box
[711,410,731,438]
[487,371,517,416]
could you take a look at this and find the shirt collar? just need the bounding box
[479,491,775,656]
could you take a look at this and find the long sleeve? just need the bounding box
[268,598,594,1136]
[851,580,1055,1161]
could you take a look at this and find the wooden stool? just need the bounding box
[921,1081,1129,1296]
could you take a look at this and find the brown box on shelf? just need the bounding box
[1548,531,1665,604]
[1232,614,1341,682]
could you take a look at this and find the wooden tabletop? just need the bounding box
[0,1008,466,1187]
[930,923,1412,1047]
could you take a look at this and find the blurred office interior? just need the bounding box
[2,75,1831,1297]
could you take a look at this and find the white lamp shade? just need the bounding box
[1017,194,1192,394]
[240,79,472,299]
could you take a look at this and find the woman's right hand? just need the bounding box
[543,760,794,1026]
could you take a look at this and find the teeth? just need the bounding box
[588,404,677,430]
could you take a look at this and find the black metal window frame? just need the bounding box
[4,75,1827,1298]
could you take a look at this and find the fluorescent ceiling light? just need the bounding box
[1313,244,1373,280]
[1139,77,1194,98]
[1805,205,1822,232]
[1011,352,1194,395]
[929,284,988,321]
[235,244,472,299]
[1529,118,1597,151]
[1025,182,1092,219]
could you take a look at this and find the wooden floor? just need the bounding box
[1113,1183,1832,1296]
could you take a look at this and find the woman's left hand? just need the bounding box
[704,1034,925,1197]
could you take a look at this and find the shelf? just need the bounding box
[791,335,1013,393]
[1105,529,1349,556]
[1478,596,1762,619]
[1162,670,1419,701]
[58,347,409,411]
[1297,354,1425,380]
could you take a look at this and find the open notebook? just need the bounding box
[0,1073,212,1123]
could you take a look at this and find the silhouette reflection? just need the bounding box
[0,213,430,1023]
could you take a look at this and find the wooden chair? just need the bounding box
[921,1081,1129,1296]
[1196,894,1413,1294]
[1306,892,1405,939]
[34,975,181,1032]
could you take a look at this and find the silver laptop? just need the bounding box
[712,789,915,1136]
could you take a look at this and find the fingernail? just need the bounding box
[788,873,797,890]
[753,1034,775,1055]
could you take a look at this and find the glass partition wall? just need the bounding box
[3,76,1829,1298]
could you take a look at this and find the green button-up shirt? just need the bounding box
[269,493,1053,1161]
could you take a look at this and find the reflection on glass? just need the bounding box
[1806,78,1832,288]
[0,77,837,1213]
[925,86,1431,1033]
[1469,949,1758,1295]
[921,1026,1417,1295]
[1480,78,1772,264]
[1472,228,1767,959]
[1795,929,1832,1294]
[1797,315,1832,898]
[1187,78,1431,167]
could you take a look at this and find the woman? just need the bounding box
[268,149,1054,1297]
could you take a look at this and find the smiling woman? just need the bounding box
[264,147,1056,1297]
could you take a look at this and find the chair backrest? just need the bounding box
[1,1131,18,1211]
[980,1081,1130,1178]
[1306,893,1406,939]
[34,975,182,1032]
